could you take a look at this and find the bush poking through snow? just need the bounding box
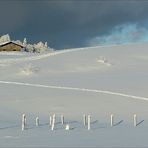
[19,64,40,76]
[96,56,112,66]
[25,41,54,53]
[0,34,11,44]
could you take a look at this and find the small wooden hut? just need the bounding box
[0,41,24,52]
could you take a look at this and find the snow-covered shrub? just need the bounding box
[33,41,54,53]
[0,34,11,44]
[19,64,39,76]
[34,41,48,53]
[25,42,53,53]
[23,40,54,53]
[25,44,35,52]
[96,56,112,66]
[23,38,27,47]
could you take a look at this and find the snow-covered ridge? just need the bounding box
[0,50,63,64]
[0,51,24,56]
[0,46,100,64]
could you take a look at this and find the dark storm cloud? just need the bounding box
[0,2,29,33]
[0,1,148,49]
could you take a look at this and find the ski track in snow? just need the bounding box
[0,45,147,101]
[0,80,148,102]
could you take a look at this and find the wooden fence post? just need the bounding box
[61,115,64,125]
[22,114,26,131]
[36,117,39,126]
[83,114,86,126]
[88,115,91,130]
[134,114,137,127]
[49,116,52,126]
[51,114,56,130]
[111,114,114,127]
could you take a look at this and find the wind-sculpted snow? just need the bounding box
[0,80,148,101]
[0,52,24,56]
[0,44,121,65]
[19,64,40,76]
[0,43,136,65]
[0,47,89,64]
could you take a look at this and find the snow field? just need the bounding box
[0,43,148,146]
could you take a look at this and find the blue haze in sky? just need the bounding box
[89,23,148,46]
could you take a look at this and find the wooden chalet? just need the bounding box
[0,41,24,52]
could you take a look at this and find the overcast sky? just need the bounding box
[0,0,148,49]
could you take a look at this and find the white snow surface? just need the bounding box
[1,43,148,146]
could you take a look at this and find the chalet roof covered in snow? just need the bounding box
[0,41,24,52]
[0,41,24,48]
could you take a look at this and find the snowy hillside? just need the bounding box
[0,43,148,147]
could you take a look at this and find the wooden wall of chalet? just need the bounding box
[0,43,22,51]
